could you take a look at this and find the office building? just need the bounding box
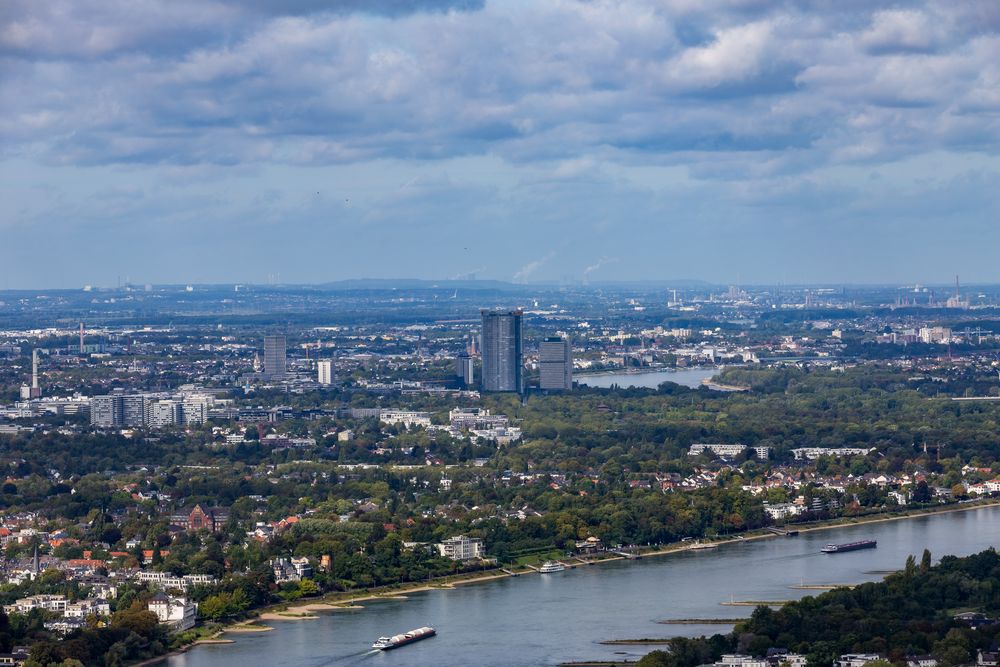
[122,395,147,427]
[539,336,572,390]
[91,395,123,427]
[263,335,287,379]
[147,400,182,428]
[317,359,335,386]
[181,397,209,425]
[454,352,474,386]
[480,310,523,393]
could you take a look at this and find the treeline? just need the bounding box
[639,548,1000,667]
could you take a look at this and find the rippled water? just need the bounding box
[166,506,1000,667]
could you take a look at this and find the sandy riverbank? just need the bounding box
[145,499,1000,665]
[637,499,1000,561]
[239,499,1000,625]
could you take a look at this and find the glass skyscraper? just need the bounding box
[539,336,572,390]
[263,335,287,379]
[480,310,522,393]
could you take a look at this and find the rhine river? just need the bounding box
[577,367,720,389]
[167,506,1000,667]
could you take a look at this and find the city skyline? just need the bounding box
[4,1,1000,288]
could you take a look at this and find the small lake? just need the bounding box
[577,367,720,389]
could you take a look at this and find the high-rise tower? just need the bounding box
[263,335,287,379]
[317,359,335,386]
[539,336,572,390]
[480,310,523,393]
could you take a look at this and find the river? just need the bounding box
[577,367,720,389]
[166,506,1000,667]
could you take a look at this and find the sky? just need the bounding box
[2,0,1000,289]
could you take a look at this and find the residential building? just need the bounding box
[715,655,769,667]
[147,400,182,428]
[380,410,432,428]
[271,557,313,583]
[688,443,761,459]
[764,503,805,520]
[121,394,147,427]
[90,393,146,428]
[437,534,484,561]
[170,504,230,532]
[791,447,874,460]
[455,352,474,386]
[834,654,883,667]
[766,650,808,667]
[539,336,572,390]
[181,396,210,425]
[137,572,218,590]
[919,327,952,344]
[317,359,335,386]
[480,310,523,393]
[147,592,197,631]
[90,395,122,427]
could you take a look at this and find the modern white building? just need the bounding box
[437,535,484,561]
[380,410,432,428]
[137,571,218,590]
[918,327,951,344]
[317,359,335,386]
[834,654,883,667]
[688,443,768,460]
[791,447,874,460]
[764,502,805,520]
[716,655,770,667]
[147,592,197,631]
[147,400,183,428]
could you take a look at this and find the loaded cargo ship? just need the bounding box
[821,539,877,553]
[372,627,436,650]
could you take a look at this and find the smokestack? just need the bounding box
[79,322,84,354]
[31,349,38,390]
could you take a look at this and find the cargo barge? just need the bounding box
[372,627,436,650]
[821,539,876,553]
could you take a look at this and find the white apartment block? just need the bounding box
[380,410,432,428]
[137,571,218,590]
[317,359,335,385]
[716,655,770,667]
[689,443,769,460]
[437,535,484,561]
[792,447,874,460]
[835,655,883,667]
[147,592,197,631]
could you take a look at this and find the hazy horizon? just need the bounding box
[3,0,999,289]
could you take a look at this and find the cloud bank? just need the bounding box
[2,0,999,286]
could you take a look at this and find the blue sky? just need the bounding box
[2,0,999,288]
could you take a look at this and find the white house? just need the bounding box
[437,535,484,561]
[147,592,197,631]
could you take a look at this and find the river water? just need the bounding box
[577,367,719,389]
[167,506,1000,667]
